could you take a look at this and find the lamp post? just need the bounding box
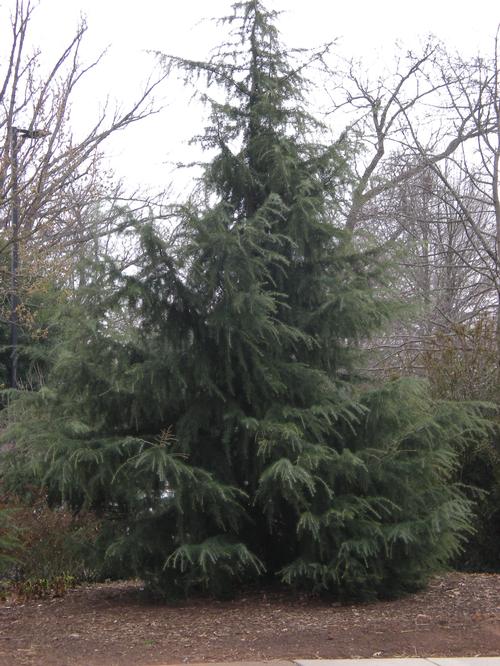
[10,126,49,389]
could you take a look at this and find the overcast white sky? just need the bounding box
[14,0,500,193]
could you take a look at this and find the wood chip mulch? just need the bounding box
[0,572,499,666]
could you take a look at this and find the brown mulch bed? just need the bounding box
[0,572,499,666]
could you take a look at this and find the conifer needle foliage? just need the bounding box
[1,1,490,598]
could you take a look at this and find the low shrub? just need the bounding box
[12,573,76,600]
[0,506,21,578]
[0,489,101,597]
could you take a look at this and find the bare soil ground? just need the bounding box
[0,572,499,666]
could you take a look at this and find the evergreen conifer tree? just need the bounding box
[1,0,489,598]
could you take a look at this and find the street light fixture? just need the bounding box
[9,125,50,389]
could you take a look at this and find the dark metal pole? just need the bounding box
[10,127,19,390]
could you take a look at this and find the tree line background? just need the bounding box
[0,0,498,600]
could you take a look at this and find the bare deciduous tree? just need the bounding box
[0,0,167,385]
[328,34,499,379]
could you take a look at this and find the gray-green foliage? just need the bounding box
[0,1,491,598]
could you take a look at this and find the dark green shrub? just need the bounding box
[423,317,500,571]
